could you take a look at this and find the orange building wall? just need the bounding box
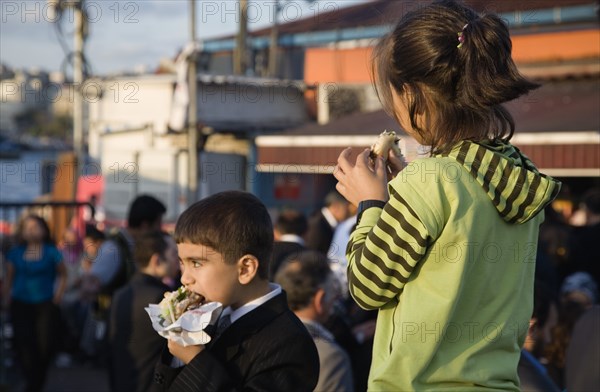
[305,46,374,84]
[304,29,600,84]
[512,29,600,63]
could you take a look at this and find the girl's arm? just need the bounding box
[346,189,430,310]
[53,261,67,304]
[334,147,431,310]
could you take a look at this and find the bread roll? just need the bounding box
[370,130,404,161]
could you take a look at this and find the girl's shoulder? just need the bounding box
[392,155,461,188]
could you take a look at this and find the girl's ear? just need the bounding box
[237,255,260,285]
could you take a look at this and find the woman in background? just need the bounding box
[3,215,67,392]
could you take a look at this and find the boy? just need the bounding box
[152,191,319,391]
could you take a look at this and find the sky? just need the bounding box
[0,0,366,76]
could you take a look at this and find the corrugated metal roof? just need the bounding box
[271,77,599,137]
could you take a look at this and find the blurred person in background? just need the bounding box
[160,233,181,290]
[538,204,571,290]
[2,215,67,392]
[82,195,167,299]
[305,191,352,255]
[108,231,177,392]
[565,305,600,391]
[518,282,560,391]
[269,208,308,278]
[81,224,106,274]
[544,272,598,388]
[59,227,83,267]
[80,195,166,359]
[57,224,106,363]
[567,188,600,285]
[327,204,357,298]
[275,251,354,392]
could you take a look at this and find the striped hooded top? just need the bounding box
[346,139,561,391]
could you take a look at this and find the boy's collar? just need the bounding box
[221,283,282,325]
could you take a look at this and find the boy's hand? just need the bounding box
[168,339,204,364]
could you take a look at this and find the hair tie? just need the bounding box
[457,24,468,48]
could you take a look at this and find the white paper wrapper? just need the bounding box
[145,301,222,347]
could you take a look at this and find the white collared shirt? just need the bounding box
[219,283,282,325]
[279,234,305,246]
[321,207,338,229]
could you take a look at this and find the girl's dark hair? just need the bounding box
[16,215,53,245]
[373,0,540,154]
[174,191,274,280]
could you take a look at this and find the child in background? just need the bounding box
[334,1,561,390]
[109,231,177,392]
[152,191,319,391]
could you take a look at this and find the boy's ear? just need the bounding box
[313,288,326,315]
[237,254,260,285]
[148,253,161,271]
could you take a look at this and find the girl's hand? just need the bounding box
[168,339,204,364]
[334,147,389,207]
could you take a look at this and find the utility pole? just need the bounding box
[268,0,279,77]
[188,0,198,203]
[73,0,84,180]
[234,0,248,75]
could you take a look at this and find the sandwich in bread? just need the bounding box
[158,286,204,327]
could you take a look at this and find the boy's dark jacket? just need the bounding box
[150,291,320,392]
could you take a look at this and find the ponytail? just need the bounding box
[458,14,540,109]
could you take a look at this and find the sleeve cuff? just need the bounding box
[356,207,383,229]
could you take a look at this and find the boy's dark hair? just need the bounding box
[324,191,347,207]
[134,231,169,269]
[372,0,539,154]
[85,224,105,241]
[274,251,332,311]
[127,195,167,229]
[275,209,308,236]
[174,191,273,279]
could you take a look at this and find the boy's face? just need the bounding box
[178,242,240,307]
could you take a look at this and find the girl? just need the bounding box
[3,215,67,392]
[334,1,561,390]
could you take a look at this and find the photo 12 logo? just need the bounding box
[199,1,340,25]
[1,1,140,24]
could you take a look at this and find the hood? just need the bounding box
[441,140,561,224]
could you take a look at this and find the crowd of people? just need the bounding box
[1,1,599,391]
[1,186,598,391]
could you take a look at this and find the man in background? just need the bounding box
[275,250,354,392]
[270,208,307,278]
[305,191,351,255]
